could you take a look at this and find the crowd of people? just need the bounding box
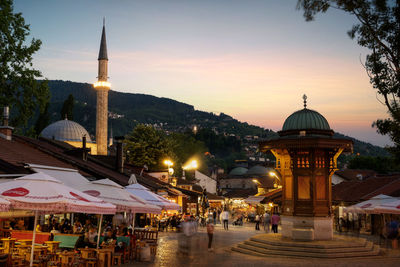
[5,216,137,251]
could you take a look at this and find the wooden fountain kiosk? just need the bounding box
[259,95,353,240]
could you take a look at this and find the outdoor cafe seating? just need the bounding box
[0,226,160,266]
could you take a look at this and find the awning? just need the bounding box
[244,196,266,205]
[27,163,90,188]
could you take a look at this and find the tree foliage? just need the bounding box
[297,0,400,160]
[0,0,49,128]
[61,94,74,120]
[124,124,175,169]
[34,102,50,136]
[348,155,400,173]
[167,132,208,178]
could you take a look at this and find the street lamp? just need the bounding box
[269,171,282,188]
[163,160,174,184]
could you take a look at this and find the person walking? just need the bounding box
[221,209,230,230]
[255,214,260,230]
[212,210,217,225]
[206,219,215,252]
[263,212,270,232]
[271,213,280,233]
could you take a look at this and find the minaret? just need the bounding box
[94,19,110,155]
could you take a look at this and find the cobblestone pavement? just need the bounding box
[124,223,400,267]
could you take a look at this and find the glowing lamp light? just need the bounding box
[163,160,174,167]
[183,160,198,170]
[269,202,274,207]
[252,179,259,184]
[93,81,111,88]
[269,171,281,181]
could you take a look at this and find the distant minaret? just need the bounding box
[94,19,110,155]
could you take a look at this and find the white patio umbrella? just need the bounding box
[0,172,116,267]
[80,179,161,248]
[345,194,398,214]
[0,197,10,212]
[374,198,400,214]
[80,179,162,214]
[125,183,181,211]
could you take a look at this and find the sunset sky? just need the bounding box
[14,0,392,147]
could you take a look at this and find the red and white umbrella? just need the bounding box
[0,172,116,214]
[125,183,181,211]
[80,179,161,214]
[0,172,116,266]
[0,197,10,212]
[374,199,400,214]
[344,194,398,214]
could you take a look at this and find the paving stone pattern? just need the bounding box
[124,223,400,267]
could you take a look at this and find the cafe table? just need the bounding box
[96,248,113,267]
[79,247,96,259]
[1,238,16,253]
[19,239,33,246]
[58,251,75,267]
[44,241,61,253]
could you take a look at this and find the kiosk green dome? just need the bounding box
[282,108,330,131]
[279,94,333,137]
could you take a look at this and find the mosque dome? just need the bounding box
[229,167,248,176]
[40,119,92,142]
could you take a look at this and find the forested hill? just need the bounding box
[46,80,389,157]
[47,80,275,138]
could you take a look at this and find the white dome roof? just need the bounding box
[40,119,92,142]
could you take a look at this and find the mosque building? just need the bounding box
[40,22,110,156]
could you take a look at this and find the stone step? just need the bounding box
[250,236,367,249]
[244,239,375,253]
[236,242,381,258]
[231,245,383,260]
[231,246,271,257]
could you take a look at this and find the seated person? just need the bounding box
[15,219,26,230]
[84,226,98,248]
[73,221,83,234]
[121,227,128,237]
[101,229,116,247]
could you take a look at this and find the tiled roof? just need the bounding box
[223,188,257,198]
[0,136,74,171]
[332,176,400,203]
[15,135,128,185]
[335,169,377,181]
[362,176,400,199]
[207,192,224,201]
[259,188,282,203]
[0,135,202,197]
